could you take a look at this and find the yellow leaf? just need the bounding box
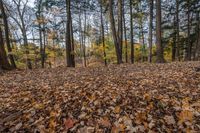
[34,103,45,110]
[143,93,151,101]
[114,106,121,114]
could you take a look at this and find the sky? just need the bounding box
[27,0,35,7]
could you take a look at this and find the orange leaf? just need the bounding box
[114,106,121,114]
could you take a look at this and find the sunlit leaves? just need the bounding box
[0,62,200,132]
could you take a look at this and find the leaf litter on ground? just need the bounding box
[0,62,200,132]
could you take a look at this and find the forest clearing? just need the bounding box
[0,62,200,132]
[0,0,200,132]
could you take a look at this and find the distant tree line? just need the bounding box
[0,0,199,69]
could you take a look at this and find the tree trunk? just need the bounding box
[0,27,12,70]
[118,0,123,62]
[70,15,75,67]
[22,24,32,69]
[141,23,145,62]
[156,0,164,63]
[42,23,46,68]
[0,0,16,69]
[36,0,44,68]
[38,23,43,67]
[186,0,191,61]
[123,0,128,63]
[130,0,134,63]
[17,3,32,69]
[100,1,107,66]
[194,11,200,60]
[148,0,153,63]
[83,9,87,67]
[65,0,74,67]
[172,16,176,61]
[78,10,83,63]
[175,0,180,61]
[108,0,122,64]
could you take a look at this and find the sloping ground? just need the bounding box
[0,62,200,132]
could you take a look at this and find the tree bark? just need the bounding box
[70,15,75,67]
[156,0,164,63]
[140,23,145,62]
[175,0,180,61]
[42,23,46,68]
[65,0,74,67]
[172,15,176,61]
[118,0,123,62]
[36,0,44,68]
[130,0,134,63]
[186,0,191,61]
[108,0,122,64]
[148,0,153,63]
[100,1,107,66]
[83,9,87,67]
[0,27,12,70]
[123,0,128,63]
[194,11,200,60]
[0,0,16,69]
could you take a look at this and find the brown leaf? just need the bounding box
[164,115,176,125]
[98,117,111,128]
[64,118,76,130]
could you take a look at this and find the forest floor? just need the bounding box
[0,62,200,132]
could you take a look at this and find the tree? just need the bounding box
[0,27,12,70]
[0,0,16,69]
[100,0,107,66]
[108,0,122,64]
[156,0,164,63]
[65,0,75,67]
[9,0,32,69]
[123,0,128,63]
[175,0,180,61]
[35,0,45,68]
[118,0,123,62]
[130,0,134,63]
[148,0,153,63]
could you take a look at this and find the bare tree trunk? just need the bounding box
[123,0,128,63]
[65,0,74,67]
[0,0,16,69]
[0,27,12,70]
[100,1,107,66]
[130,0,134,63]
[83,9,87,67]
[175,0,180,61]
[186,0,191,61]
[172,15,176,61]
[36,0,44,68]
[38,23,43,67]
[78,10,83,63]
[141,23,145,62]
[17,2,32,69]
[22,23,32,69]
[197,18,200,60]
[193,11,200,60]
[148,0,153,63]
[118,0,123,62]
[108,0,122,64]
[42,23,46,68]
[156,0,164,63]
[70,16,75,67]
